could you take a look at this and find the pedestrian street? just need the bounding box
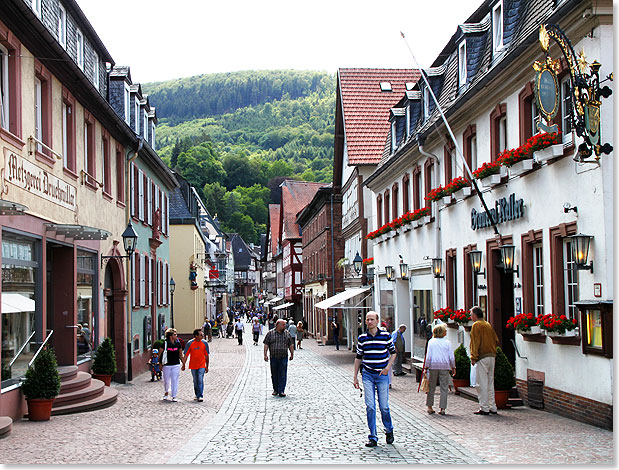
[169,333,484,465]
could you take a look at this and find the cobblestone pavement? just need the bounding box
[0,336,245,464]
[170,337,483,465]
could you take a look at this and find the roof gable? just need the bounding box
[278,180,323,241]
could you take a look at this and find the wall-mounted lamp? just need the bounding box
[399,255,409,280]
[499,244,519,276]
[353,252,363,275]
[569,233,594,272]
[432,258,444,279]
[469,250,485,277]
[385,265,396,281]
[100,221,138,268]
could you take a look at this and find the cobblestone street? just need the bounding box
[0,331,614,465]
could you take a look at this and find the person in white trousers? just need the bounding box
[469,307,499,415]
[159,328,185,402]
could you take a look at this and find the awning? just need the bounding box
[315,286,371,310]
[268,296,283,304]
[45,223,111,240]
[2,293,35,314]
[272,302,294,311]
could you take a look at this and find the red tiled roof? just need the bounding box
[339,68,419,165]
[280,180,323,241]
[269,204,280,257]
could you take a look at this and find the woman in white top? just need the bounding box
[424,323,456,415]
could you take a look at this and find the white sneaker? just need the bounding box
[162,394,169,401]
[171,397,178,402]
[197,397,203,402]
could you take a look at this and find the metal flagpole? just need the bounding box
[400,32,502,238]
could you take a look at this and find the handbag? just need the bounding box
[161,341,168,366]
[419,371,429,393]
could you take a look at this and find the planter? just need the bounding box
[494,390,510,409]
[447,321,459,329]
[402,224,411,232]
[26,398,55,421]
[453,186,472,200]
[533,144,563,163]
[547,329,577,338]
[452,378,469,395]
[414,219,424,228]
[92,373,112,386]
[422,216,432,225]
[508,159,534,177]
[520,325,541,335]
[480,173,502,188]
[442,195,453,205]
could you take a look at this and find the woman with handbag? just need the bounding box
[159,328,185,402]
[424,323,455,415]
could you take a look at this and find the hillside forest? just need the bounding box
[143,70,336,244]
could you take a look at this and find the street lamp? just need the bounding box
[569,233,594,272]
[499,244,519,276]
[469,250,485,306]
[353,252,363,275]
[385,265,396,282]
[432,258,444,279]
[170,278,176,328]
[100,221,138,267]
[399,255,409,280]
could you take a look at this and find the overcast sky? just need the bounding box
[76,0,480,84]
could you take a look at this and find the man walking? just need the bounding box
[235,317,244,345]
[288,320,297,350]
[391,324,407,376]
[182,329,210,402]
[331,318,340,350]
[263,319,294,397]
[469,306,499,415]
[353,311,396,447]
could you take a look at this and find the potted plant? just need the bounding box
[21,346,61,421]
[91,337,117,386]
[506,312,541,334]
[432,307,453,323]
[538,313,578,337]
[498,145,534,176]
[530,131,563,162]
[445,176,472,200]
[450,308,472,327]
[425,186,447,205]
[473,161,503,187]
[494,346,515,409]
[453,344,471,394]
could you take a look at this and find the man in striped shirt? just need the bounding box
[353,311,396,447]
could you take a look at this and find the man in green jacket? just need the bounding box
[469,306,499,415]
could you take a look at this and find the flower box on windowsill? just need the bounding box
[414,219,424,228]
[442,195,454,206]
[550,335,581,346]
[447,321,459,329]
[453,186,472,201]
[546,329,578,337]
[480,173,502,188]
[533,144,563,163]
[402,224,412,233]
[422,216,432,225]
[508,159,534,177]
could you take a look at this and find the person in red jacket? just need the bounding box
[182,329,210,402]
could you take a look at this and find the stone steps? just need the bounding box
[0,416,12,438]
[51,386,118,416]
[59,371,92,394]
[457,386,524,407]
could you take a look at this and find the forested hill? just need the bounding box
[142,70,336,245]
[144,70,334,125]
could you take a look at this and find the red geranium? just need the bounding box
[506,312,540,332]
[537,313,578,334]
[425,185,447,202]
[444,176,471,195]
[472,161,501,179]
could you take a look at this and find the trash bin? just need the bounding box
[527,378,544,409]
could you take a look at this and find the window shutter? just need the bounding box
[165,194,169,235]
[130,163,135,217]
[138,170,144,221]
[166,263,169,305]
[144,254,150,307]
[134,252,140,307]
[147,178,152,226]
[148,256,153,306]
[140,254,145,306]
[131,251,136,307]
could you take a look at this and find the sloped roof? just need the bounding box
[168,187,193,219]
[269,204,281,257]
[280,180,323,241]
[339,68,420,165]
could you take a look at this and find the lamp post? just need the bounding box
[170,278,176,328]
[469,250,485,305]
[499,244,519,276]
[385,265,395,282]
[432,258,444,279]
[353,252,363,276]
[569,233,594,272]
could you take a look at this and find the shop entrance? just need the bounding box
[103,258,126,382]
[489,248,515,365]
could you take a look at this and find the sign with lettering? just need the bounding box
[471,193,524,231]
[4,150,76,211]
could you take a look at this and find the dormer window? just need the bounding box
[124,84,130,124]
[143,109,148,139]
[57,4,67,48]
[134,98,139,132]
[76,30,84,70]
[380,82,392,92]
[391,120,397,153]
[93,55,99,90]
[493,1,504,54]
[31,0,41,17]
[151,121,156,150]
[423,87,430,121]
[458,40,467,87]
[406,105,410,137]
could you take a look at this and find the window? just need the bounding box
[518,82,539,145]
[406,105,410,137]
[380,82,392,92]
[492,1,503,54]
[77,249,96,355]
[446,249,458,309]
[580,303,613,358]
[116,145,124,203]
[463,124,477,172]
[391,120,397,153]
[533,243,544,316]
[423,87,430,121]
[57,4,67,48]
[563,239,579,319]
[102,133,111,195]
[151,121,156,150]
[143,109,148,140]
[376,194,382,228]
[34,61,52,161]
[0,29,22,142]
[412,166,421,211]
[490,103,507,161]
[93,56,99,90]
[31,0,41,17]
[62,88,76,172]
[402,173,410,214]
[34,78,42,151]
[83,112,96,187]
[124,84,130,124]
[0,44,8,129]
[424,158,434,209]
[76,30,84,71]
[383,190,390,223]
[392,183,399,219]
[560,75,573,144]
[444,140,455,185]
[458,40,467,86]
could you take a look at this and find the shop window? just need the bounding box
[77,250,95,356]
[1,235,38,389]
[143,315,152,351]
[0,29,22,143]
[578,302,612,358]
[62,88,76,174]
[490,103,507,161]
[376,194,382,228]
[402,173,410,214]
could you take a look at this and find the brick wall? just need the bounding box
[516,378,612,430]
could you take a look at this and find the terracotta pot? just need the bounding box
[27,398,55,421]
[452,378,469,395]
[92,373,112,386]
[494,389,510,409]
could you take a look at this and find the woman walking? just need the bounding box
[424,323,455,415]
[252,317,261,345]
[159,328,185,402]
[296,321,304,349]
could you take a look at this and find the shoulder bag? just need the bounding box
[161,340,168,366]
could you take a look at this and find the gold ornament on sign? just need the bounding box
[539,25,550,52]
[577,49,589,74]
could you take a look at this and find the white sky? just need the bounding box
[76,0,480,83]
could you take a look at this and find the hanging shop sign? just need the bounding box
[4,149,76,211]
[471,193,524,231]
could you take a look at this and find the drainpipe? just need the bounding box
[329,190,337,344]
[125,137,143,382]
[419,145,442,311]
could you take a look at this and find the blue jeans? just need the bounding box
[190,368,205,398]
[270,356,288,394]
[362,370,393,442]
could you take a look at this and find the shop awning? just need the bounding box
[315,286,371,310]
[272,302,294,311]
[266,296,283,305]
[2,293,35,313]
[45,223,111,240]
